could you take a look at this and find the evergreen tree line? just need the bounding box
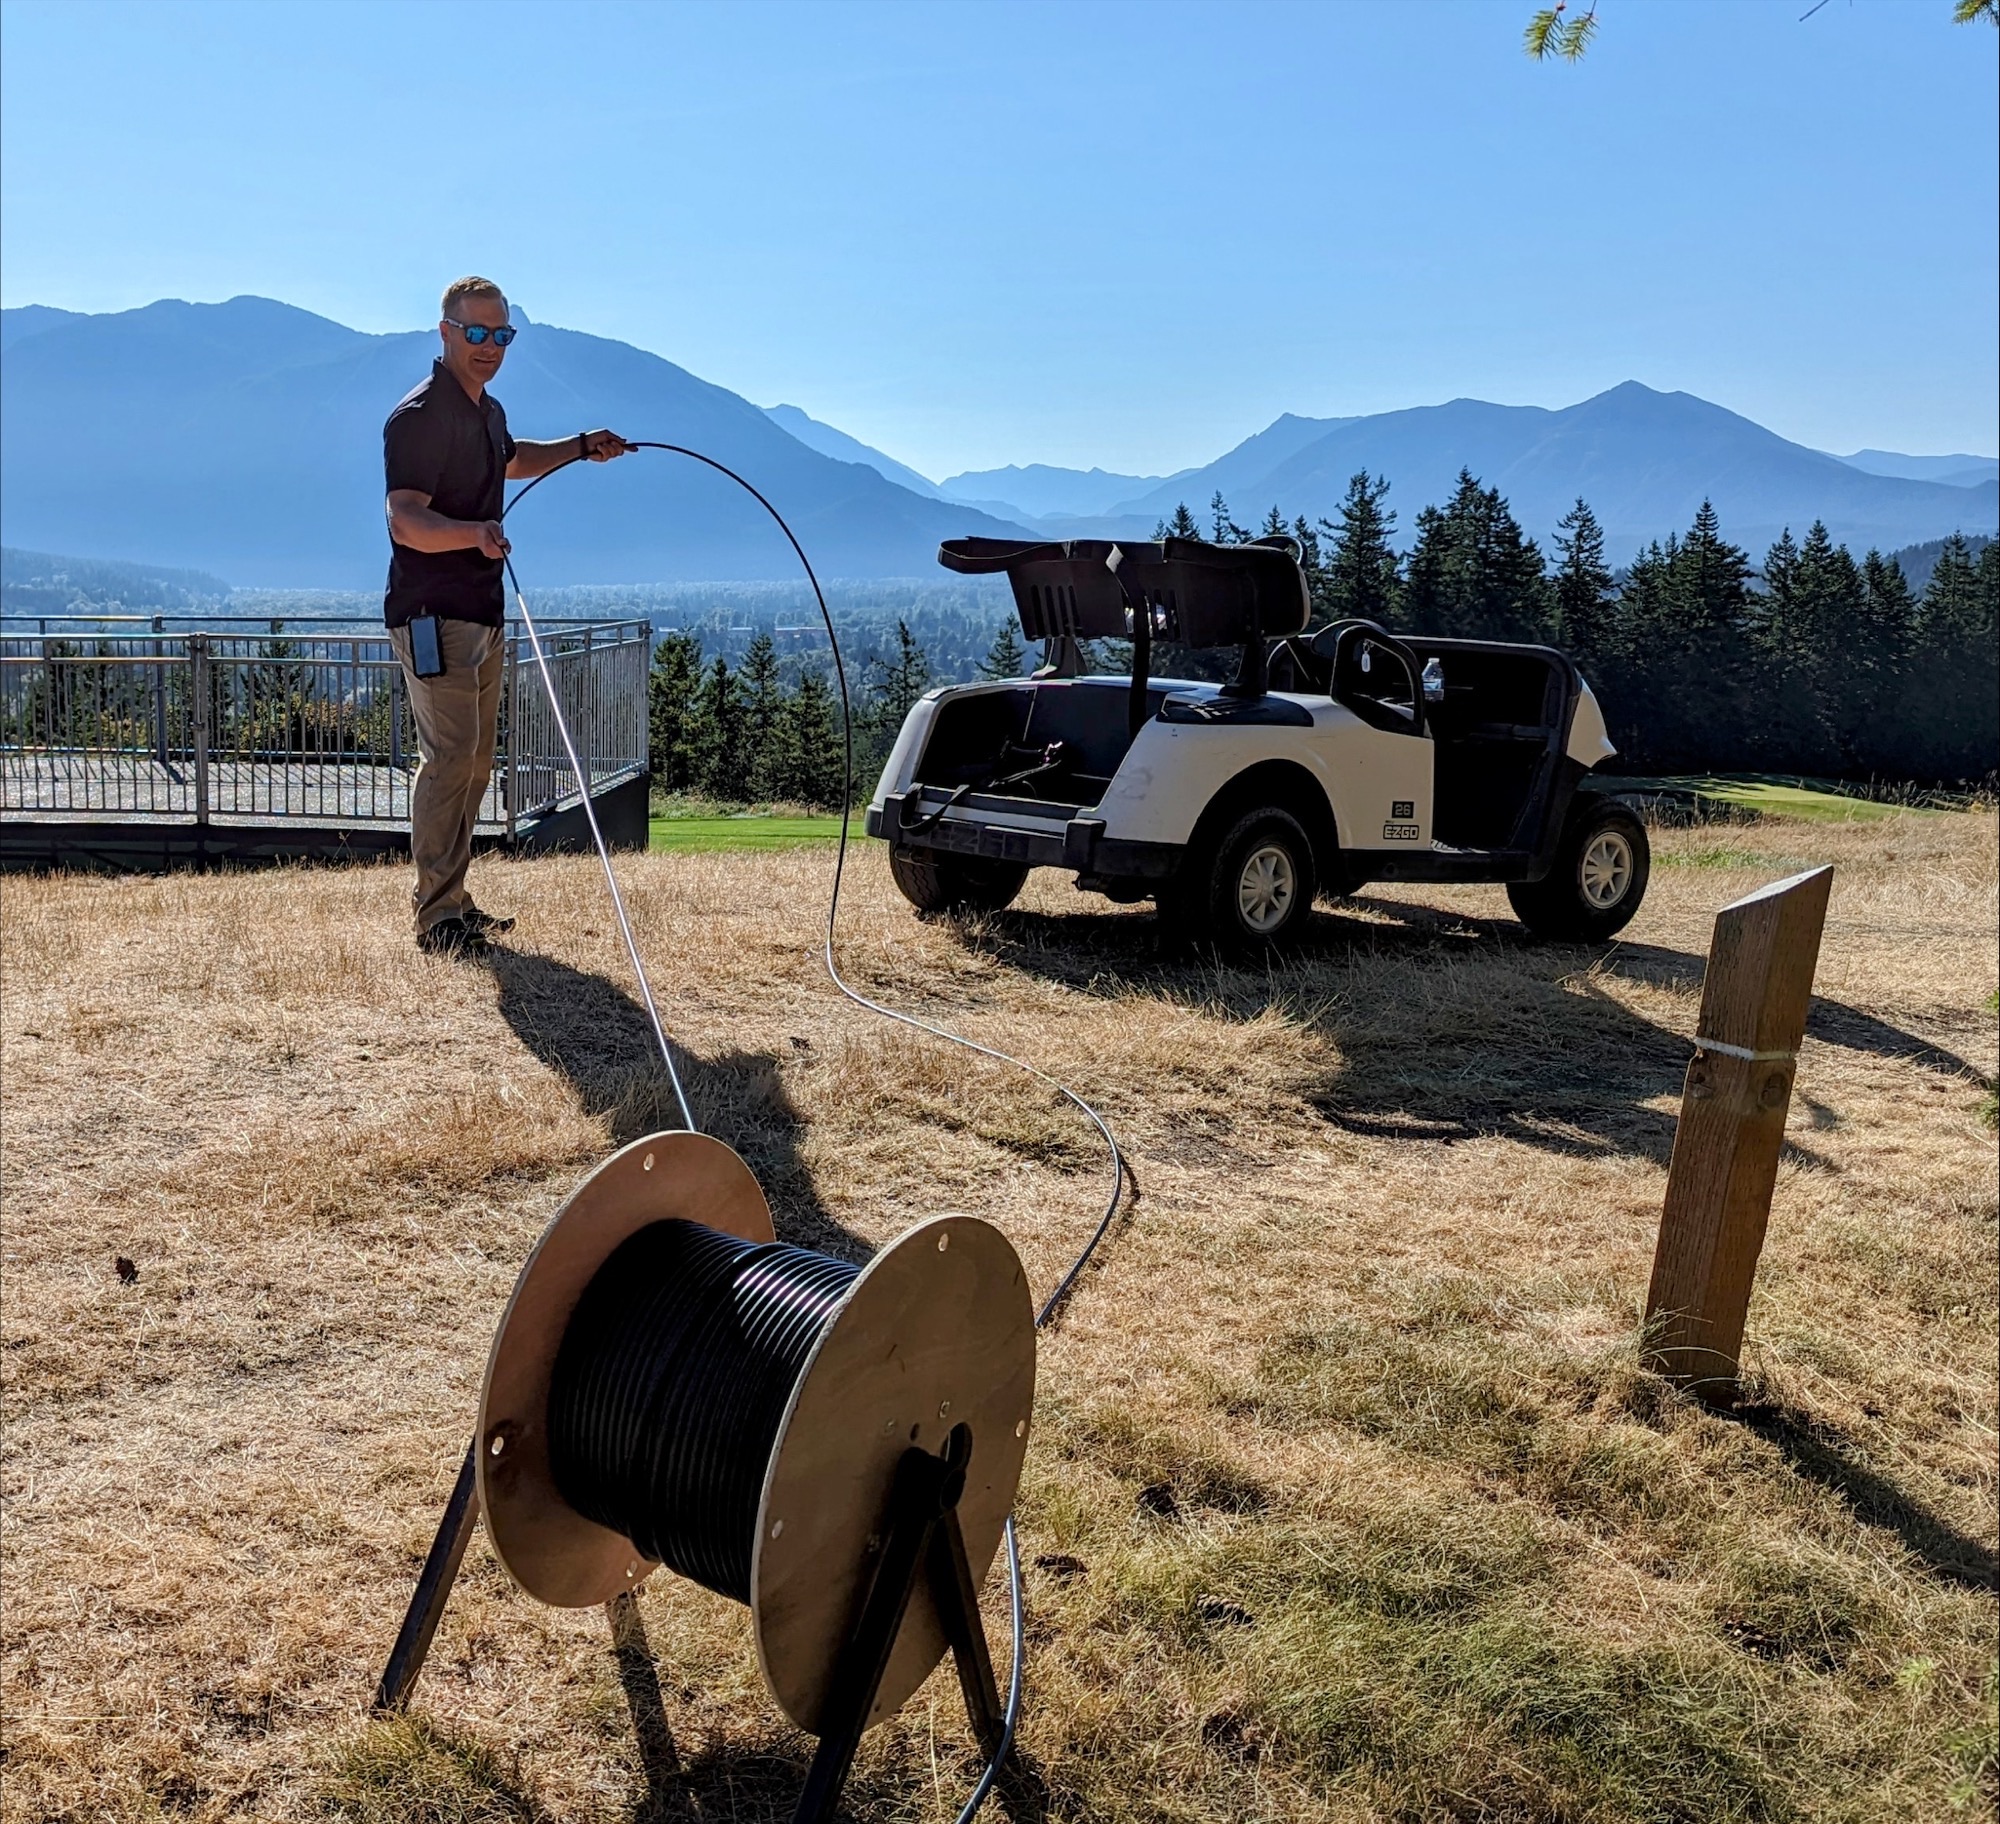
[645,475,1995,800]
[1164,474,1997,781]
[648,620,1030,808]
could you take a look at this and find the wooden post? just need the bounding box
[1643,866,1833,1404]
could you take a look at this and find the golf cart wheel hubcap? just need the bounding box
[1237,843,1297,933]
[1580,831,1633,908]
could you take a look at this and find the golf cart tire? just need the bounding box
[889,846,1028,915]
[1507,798,1650,941]
[1162,805,1318,950]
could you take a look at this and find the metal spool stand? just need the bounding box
[372,1131,1036,1824]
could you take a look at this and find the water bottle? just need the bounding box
[1422,656,1445,702]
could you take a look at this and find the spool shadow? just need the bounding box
[933,891,1982,1167]
[606,1594,688,1821]
[604,1588,1051,1823]
[1729,1404,1999,1592]
[485,946,863,1260]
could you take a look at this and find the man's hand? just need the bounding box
[581,428,634,462]
[475,519,511,560]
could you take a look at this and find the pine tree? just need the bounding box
[1852,551,1917,773]
[689,655,746,799]
[873,619,932,729]
[1290,515,1333,621]
[1744,529,1823,771]
[1916,532,1985,647]
[775,671,846,808]
[1165,501,1201,541]
[862,620,931,779]
[1209,492,1247,545]
[736,632,784,800]
[1667,500,1754,634]
[647,631,704,791]
[1912,534,1999,778]
[1261,504,1288,541]
[1746,528,1801,659]
[1551,497,1613,661]
[979,620,1028,679]
[1397,470,1549,640]
[1322,470,1399,625]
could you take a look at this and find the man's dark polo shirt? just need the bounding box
[381,360,516,628]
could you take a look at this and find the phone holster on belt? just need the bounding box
[408,613,445,679]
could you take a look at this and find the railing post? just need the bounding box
[151,613,169,771]
[1642,867,1834,1404]
[191,634,211,825]
[504,632,518,841]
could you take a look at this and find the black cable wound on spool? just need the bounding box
[547,1220,859,1604]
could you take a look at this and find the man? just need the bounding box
[383,275,631,956]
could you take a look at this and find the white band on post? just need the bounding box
[1693,1037,1796,1063]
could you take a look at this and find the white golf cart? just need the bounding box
[865,535,1649,947]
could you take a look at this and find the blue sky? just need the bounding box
[2,0,1994,479]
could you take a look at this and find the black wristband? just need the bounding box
[578,431,591,462]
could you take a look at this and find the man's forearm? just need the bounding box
[507,436,586,481]
[387,499,490,553]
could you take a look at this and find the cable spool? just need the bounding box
[477,1130,1036,1735]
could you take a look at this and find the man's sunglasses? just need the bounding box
[444,317,517,347]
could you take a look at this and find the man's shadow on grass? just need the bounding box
[483,947,1053,1822]
[936,893,1988,1169]
[485,945,855,1259]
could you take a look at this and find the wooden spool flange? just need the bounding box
[476,1129,1036,1734]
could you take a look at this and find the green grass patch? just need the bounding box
[648,812,847,853]
[1605,774,1915,823]
[319,1714,543,1823]
[1007,1275,1998,1820]
[1657,844,1816,871]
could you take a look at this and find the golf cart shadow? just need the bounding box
[945,892,1969,1167]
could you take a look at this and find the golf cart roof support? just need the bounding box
[939,536,1312,698]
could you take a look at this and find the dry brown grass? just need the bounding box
[2,809,1994,1822]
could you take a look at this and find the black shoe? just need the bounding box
[463,906,516,937]
[418,916,489,958]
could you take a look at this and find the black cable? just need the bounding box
[548,1220,859,1601]
[503,442,1133,1819]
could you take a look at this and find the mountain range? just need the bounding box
[1,296,1992,585]
[780,394,1997,564]
[0,298,1036,588]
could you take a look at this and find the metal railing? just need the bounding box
[0,616,650,836]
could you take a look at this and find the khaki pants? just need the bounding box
[390,618,504,935]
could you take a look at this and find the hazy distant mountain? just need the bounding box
[1884,532,1993,597]
[1838,448,1998,487]
[1083,385,1994,564]
[762,402,940,497]
[938,463,1182,520]
[0,304,86,352]
[1,543,230,611]
[0,298,1033,587]
[1106,414,1357,519]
